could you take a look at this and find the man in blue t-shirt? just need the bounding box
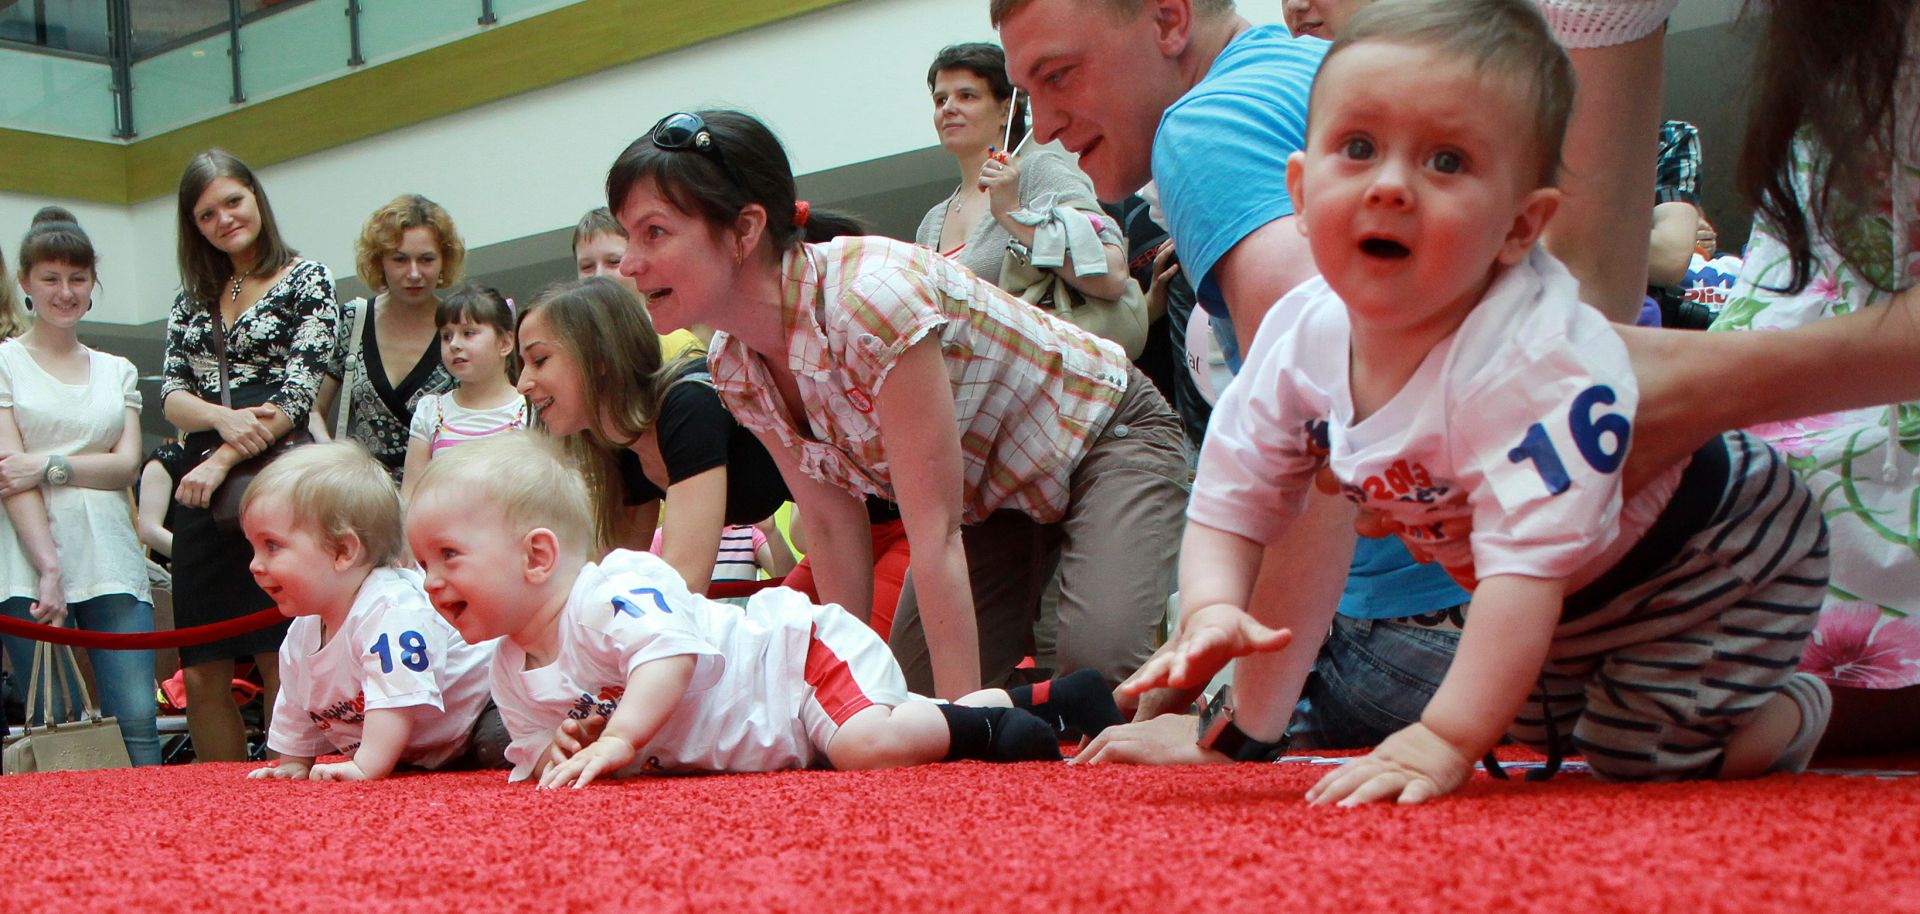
[996,0,1468,763]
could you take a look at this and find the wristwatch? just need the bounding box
[42,455,72,486]
[1005,237,1032,265]
[1196,686,1290,762]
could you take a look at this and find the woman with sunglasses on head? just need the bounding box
[162,149,336,762]
[605,111,1187,700]
[314,195,464,484]
[916,44,1132,321]
[0,210,159,765]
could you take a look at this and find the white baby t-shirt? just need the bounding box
[491,550,839,782]
[267,567,496,769]
[1191,247,1673,588]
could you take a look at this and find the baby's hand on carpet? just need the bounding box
[308,762,371,782]
[552,715,607,758]
[247,761,310,780]
[1306,723,1473,807]
[1119,603,1290,697]
[540,736,635,789]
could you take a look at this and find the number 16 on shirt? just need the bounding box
[1506,385,1630,495]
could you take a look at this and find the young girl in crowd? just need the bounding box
[405,433,1119,786]
[399,284,530,501]
[0,209,158,765]
[244,443,498,780]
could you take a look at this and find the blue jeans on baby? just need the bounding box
[1286,611,1463,750]
[3,594,160,766]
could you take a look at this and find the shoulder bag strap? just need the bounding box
[55,641,100,721]
[208,300,233,410]
[336,297,371,435]
[23,640,48,727]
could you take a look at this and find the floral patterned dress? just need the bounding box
[1711,127,1920,689]
[328,297,453,482]
[160,258,336,665]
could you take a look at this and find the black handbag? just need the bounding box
[200,302,313,533]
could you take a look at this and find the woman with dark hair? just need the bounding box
[915,42,1141,356]
[514,276,790,597]
[604,110,1187,699]
[0,211,157,764]
[572,206,708,361]
[1677,1,1920,753]
[316,194,464,482]
[162,149,336,761]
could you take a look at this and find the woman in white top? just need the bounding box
[0,210,155,765]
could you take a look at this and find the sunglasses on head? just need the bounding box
[650,112,740,186]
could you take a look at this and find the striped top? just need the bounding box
[650,524,767,583]
[708,237,1131,525]
[408,390,531,456]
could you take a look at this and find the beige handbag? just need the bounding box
[2,640,132,774]
[999,239,1150,361]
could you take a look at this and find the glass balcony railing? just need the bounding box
[0,0,582,140]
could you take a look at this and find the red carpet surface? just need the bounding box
[4,752,1918,913]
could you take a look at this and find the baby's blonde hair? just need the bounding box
[406,432,593,558]
[242,441,407,566]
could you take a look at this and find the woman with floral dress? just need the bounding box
[163,149,336,762]
[1704,1,1920,753]
[317,195,463,483]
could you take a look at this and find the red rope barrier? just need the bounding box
[0,608,285,650]
[0,578,787,650]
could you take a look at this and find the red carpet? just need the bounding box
[5,752,1918,913]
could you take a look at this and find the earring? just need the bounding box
[22,297,31,312]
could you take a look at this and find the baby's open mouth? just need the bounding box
[1360,237,1411,259]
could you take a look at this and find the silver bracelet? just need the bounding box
[43,455,72,486]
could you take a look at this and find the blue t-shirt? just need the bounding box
[1158,27,1463,620]
[1338,536,1471,619]
[1153,26,1326,328]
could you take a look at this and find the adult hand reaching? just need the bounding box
[1118,603,1291,699]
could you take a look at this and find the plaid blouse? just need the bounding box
[708,237,1130,525]
[1655,120,1702,206]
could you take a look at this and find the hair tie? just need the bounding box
[505,297,516,317]
[793,200,811,228]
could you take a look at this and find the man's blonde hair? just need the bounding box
[406,432,594,558]
[241,442,407,566]
[990,0,1234,27]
